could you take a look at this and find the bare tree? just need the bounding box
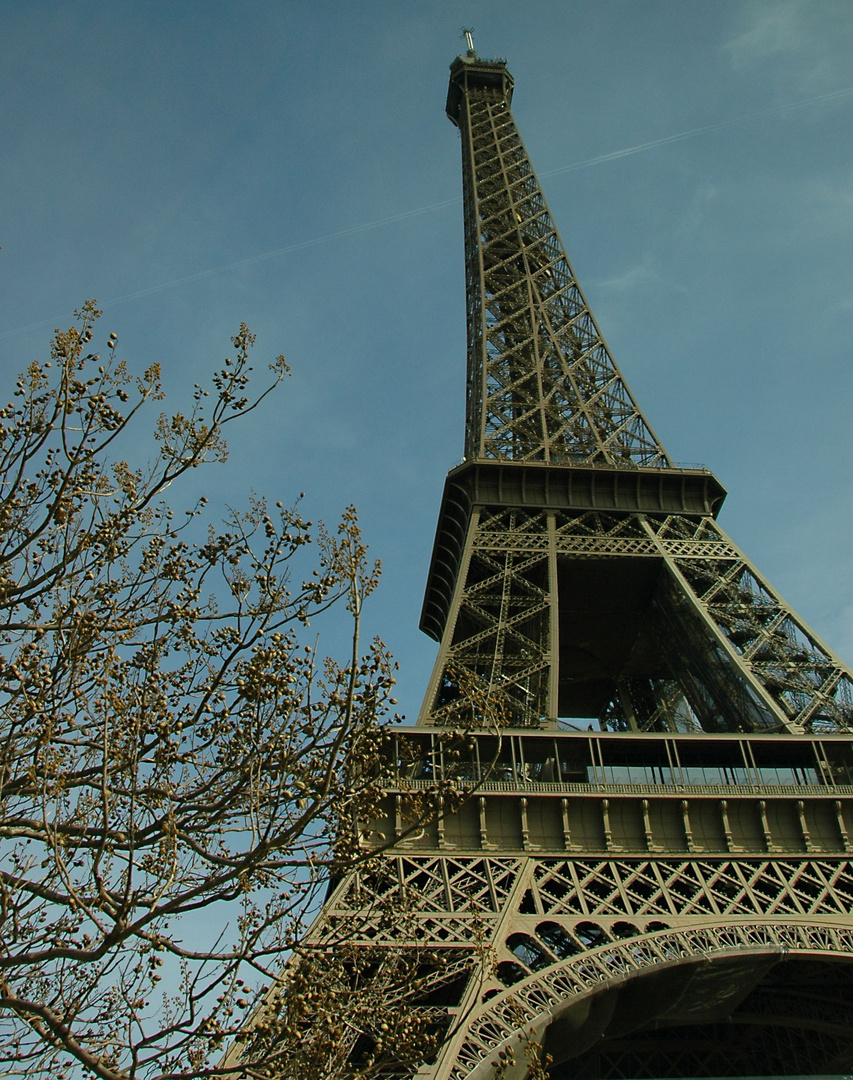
[0,302,406,1078]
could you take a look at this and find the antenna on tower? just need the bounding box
[461,27,476,58]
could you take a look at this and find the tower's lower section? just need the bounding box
[260,728,853,1078]
[228,471,853,1076]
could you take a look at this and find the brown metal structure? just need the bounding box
[240,43,853,1079]
[420,49,852,738]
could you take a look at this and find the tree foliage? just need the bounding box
[0,303,405,1078]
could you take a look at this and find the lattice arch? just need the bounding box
[446,919,853,1079]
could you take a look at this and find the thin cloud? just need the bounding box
[595,263,662,294]
[725,0,807,65]
[724,0,852,88]
[4,83,852,342]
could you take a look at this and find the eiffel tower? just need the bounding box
[240,40,853,1080]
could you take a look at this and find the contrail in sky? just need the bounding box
[539,84,853,178]
[4,83,852,341]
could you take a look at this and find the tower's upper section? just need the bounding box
[447,52,671,468]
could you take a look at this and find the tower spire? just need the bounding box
[447,54,670,467]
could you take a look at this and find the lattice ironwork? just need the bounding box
[423,507,552,729]
[235,44,853,1080]
[420,49,853,738]
[311,853,853,929]
[449,921,853,1080]
[449,56,670,468]
[419,505,853,734]
[532,855,853,918]
[653,514,853,732]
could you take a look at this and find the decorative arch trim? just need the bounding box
[448,919,853,1079]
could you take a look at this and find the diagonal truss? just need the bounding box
[448,55,670,467]
[419,504,853,734]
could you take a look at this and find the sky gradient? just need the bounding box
[2,0,852,720]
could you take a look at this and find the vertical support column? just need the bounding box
[417,509,480,726]
[547,511,560,727]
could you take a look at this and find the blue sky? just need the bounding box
[2,0,852,720]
